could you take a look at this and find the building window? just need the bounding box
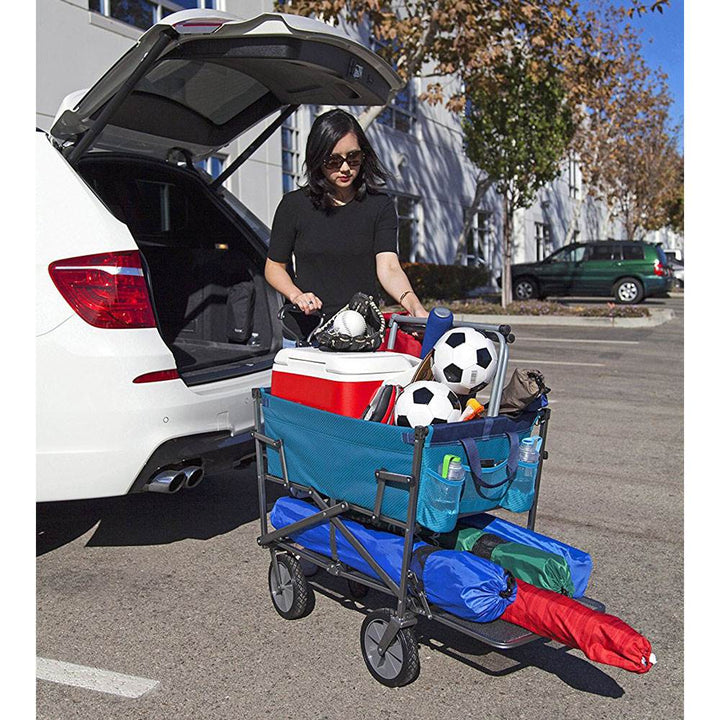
[194,155,225,180]
[463,210,491,268]
[90,1,215,31]
[392,195,420,262]
[568,157,580,199]
[377,84,415,133]
[535,222,551,261]
[370,38,415,134]
[281,119,302,194]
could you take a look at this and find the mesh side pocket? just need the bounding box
[502,461,537,512]
[417,469,463,533]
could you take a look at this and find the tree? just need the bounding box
[275,1,590,126]
[277,1,682,267]
[566,3,683,240]
[463,50,576,306]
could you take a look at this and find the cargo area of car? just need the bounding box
[78,154,282,384]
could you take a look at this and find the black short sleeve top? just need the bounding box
[268,189,398,316]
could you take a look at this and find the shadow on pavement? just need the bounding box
[306,572,625,699]
[36,464,281,556]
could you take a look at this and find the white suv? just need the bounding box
[36,9,400,502]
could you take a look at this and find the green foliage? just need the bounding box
[381,263,489,303]
[426,299,650,318]
[463,51,576,209]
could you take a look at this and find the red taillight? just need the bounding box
[133,369,180,384]
[48,251,156,329]
[654,260,665,277]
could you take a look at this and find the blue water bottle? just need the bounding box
[420,307,454,358]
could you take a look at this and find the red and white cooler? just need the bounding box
[271,347,419,417]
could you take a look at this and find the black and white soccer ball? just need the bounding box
[393,381,462,427]
[431,327,498,394]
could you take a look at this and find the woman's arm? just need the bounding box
[375,252,428,317]
[264,259,322,315]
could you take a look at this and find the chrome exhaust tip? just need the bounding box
[146,468,186,494]
[181,465,204,489]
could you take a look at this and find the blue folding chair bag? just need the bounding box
[260,388,540,533]
[270,496,516,622]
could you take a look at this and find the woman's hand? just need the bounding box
[290,291,323,315]
[265,259,322,315]
[376,252,428,317]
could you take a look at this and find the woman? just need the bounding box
[265,109,427,329]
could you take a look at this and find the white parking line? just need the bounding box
[517,337,639,345]
[508,359,606,367]
[36,658,159,698]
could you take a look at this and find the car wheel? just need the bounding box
[613,277,644,304]
[512,277,539,301]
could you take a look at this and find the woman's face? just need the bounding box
[321,132,363,193]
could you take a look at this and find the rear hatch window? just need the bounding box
[622,244,645,261]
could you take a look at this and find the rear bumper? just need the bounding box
[127,430,256,493]
[36,316,269,501]
[644,276,671,297]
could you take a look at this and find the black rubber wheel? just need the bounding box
[613,277,644,304]
[512,277,539,301]
[347,579,369,599]
[268,554,315,620]
[360,609,420,687]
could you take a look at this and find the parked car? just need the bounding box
[667,257,684,288]
[510,241,671,304]
[36,9,401,502]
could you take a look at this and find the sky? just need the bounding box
[628,0,684,150]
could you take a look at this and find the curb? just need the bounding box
[454,307,675,328]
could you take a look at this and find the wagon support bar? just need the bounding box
[257,500,349,547]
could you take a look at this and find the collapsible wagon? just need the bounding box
[252,314,606,687]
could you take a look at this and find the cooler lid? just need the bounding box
[273,347,419,377]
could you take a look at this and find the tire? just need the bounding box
[512,277,539,301]
[613,277,644,304]
[268,553,315,620]
[347,578,369,599]
[360,609,420,687]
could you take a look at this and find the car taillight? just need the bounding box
[48,251,156,329]
[654,260,665,277]
[133,369,180,384]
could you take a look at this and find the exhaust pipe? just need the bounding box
[146,468,186,494]
[181,465,204,489]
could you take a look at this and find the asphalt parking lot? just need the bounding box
[36,296,685,720]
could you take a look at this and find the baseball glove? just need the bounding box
[310,293,386,352]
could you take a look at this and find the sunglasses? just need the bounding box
[322,150,364,171]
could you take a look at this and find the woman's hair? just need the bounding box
[303,109,390,209]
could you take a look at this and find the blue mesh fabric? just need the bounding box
[262,389,420,522]
[260,388,540,532]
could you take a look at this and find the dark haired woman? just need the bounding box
[265,109,427,329]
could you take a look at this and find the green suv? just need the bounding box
[510,241,671,304]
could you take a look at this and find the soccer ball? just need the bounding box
[432,327,498,394]
[393,381,462,427]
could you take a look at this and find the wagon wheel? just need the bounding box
[346,578,369,599]
[360,609,420,687]
[268,553,315,620]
